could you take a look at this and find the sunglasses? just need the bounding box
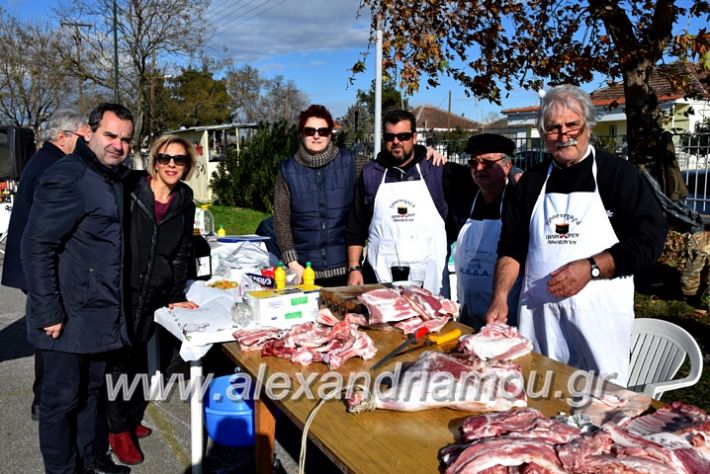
[155,153,188,166]
[303,127,331,137]
[383,132,414,142]
[468,157,505,169]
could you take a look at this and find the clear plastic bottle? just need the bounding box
[274,261,286,289]
[303,261,315,288]
[195,204,215,236]
[231,300,253,326]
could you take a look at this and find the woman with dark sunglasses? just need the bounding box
[104,134,198,465]
[273,104,367,286]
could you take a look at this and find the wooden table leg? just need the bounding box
[254,397,277,474]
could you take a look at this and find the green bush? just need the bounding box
[211,121,299,212]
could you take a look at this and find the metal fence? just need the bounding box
[347,132,710,215]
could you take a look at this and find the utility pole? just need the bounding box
[60,22,91,114]
[113,0,120,103]
[447,91,452,131]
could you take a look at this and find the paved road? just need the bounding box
[0,246,334,473]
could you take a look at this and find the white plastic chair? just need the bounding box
[627,318,703,399]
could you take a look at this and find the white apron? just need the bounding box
[455,186,520,330]
[367,164,448,294]
[518,148,634,384]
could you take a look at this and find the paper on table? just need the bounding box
[154,282,238,361]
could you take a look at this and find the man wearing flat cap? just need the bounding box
[451,133,522,329]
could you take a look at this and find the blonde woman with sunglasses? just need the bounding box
[104,134,198,465]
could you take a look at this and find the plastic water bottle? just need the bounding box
[231,301,253,326]
[274,261,286,289]
[303,261,315,288]
[195,204,215,236]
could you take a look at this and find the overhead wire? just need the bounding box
[213,0,273,32]
[205,0,259,23]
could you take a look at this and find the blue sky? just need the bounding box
[4,0,546,121]
[10,0,701,122]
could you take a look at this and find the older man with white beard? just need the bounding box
[485,85,667,386]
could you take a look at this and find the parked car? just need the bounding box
[511,149,552,171]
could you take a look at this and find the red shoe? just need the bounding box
[108,431,144,465]
[134,424,152,439]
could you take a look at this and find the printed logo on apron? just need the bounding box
[545,213,583,244]
[390,199,416,222]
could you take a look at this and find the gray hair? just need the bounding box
[536,85,597,136]
[43,109,85,142]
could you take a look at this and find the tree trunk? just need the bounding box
[622,62,688,201]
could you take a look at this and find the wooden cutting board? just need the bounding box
[319,284,384,315]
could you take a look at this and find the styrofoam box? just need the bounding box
[246,286,320,329]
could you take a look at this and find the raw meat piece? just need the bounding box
[325,329,377,369]
[344,312,368,326]
[347,351,527,413]
[282,321,333,348]
[232,326,284,351]
[458,323,532,361]
[260,320,376,370]
[358,288,421,324]
[604,422,710,473]
[316,307,340,326]
[623,401,710,438]
[460,408,581,445]
[556,428,687,474]
[393,315,451,335]
[443,437,567,474]
[556,430,613,473]
[402,285,460,317]
[357,286,457,328]
[572,388,652,426]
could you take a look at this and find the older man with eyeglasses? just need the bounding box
[485,85,667,385]
[450,133,522,330]
[346,109,468,295]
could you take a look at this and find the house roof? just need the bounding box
[411,105,480,130]
[501,62,710,114]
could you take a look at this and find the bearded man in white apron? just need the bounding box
[484,85,667,386]
[347,110,468,295]
[453,133,522,330]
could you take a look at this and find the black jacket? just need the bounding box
[124,171,195,343]
[22,138,130,353]
[2,142,65,290]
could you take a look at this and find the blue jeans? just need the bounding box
[38,350,106,474]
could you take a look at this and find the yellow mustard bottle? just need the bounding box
[217,224,226,237]
[303,261,315,288]
[274,261,286,289]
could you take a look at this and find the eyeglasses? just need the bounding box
[544,122,584,139]
[383,132,414,142]
[63,130,83,138]
[303,127,331,137]
[155,153,188,166]
[468,157,505,169]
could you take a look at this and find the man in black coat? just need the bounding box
[22,103,134,474]
[1,109,89,422]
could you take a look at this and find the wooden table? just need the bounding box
[222,321,646,474]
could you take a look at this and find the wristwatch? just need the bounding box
[348,265,362,273]
[588,257,601,279]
